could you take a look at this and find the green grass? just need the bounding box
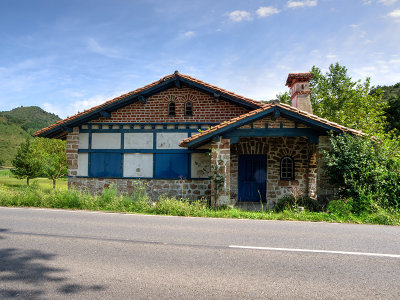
[0,173,399,226]
[0,168,67,191]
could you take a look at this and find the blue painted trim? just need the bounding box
[153,132,157,177]
[223,128,320,144]
[88,131,92,149]
[188,153,192,178]
[78,149,208,153]
[184,106,340,148]
[73,176,210,180]
[79,129,202,133]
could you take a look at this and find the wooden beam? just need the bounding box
[271,109,280,120]
[61,126,73,133]
[213,93,220,102]
[223,128,320,144]
[138,95,147,104]
[99,111,111,118]
[175,78,181,89]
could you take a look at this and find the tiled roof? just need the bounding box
[34,72,264,137]
[179,102,365,147]
[286,72,313,87]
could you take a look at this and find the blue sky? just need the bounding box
[0,0,399,118]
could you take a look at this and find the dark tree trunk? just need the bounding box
[53,179,56,189]
[27,178,30,187]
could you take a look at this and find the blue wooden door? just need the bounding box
[238,155,266,202]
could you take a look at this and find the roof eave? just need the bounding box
[36,74,263,138]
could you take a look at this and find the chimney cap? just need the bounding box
[286,72,313,87]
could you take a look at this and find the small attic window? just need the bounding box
[168,102,176,117]
[185,102,193,116]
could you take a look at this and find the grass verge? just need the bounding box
[0,181,399,225]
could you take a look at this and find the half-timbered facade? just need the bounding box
[35,72,362,207]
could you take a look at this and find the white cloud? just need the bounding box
[287,0,317,8]
[379,0,397,5]
[256,6,280,17]
[42,92,125,118]
[227,10,252,22]
[388,9,400,17]
[326,54,338,60]
[181,31,195,38]
[87,38,121,58]
[364,0,397,5]
[362,0,373,5]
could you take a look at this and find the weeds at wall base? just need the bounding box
[0,183,399,225]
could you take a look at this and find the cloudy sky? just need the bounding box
[0,0,399,118]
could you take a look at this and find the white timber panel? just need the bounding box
[77,153,88,176]
[124,133,153,149]
[79,133,89,149]
[191,153,210,178]
[123,153,153,178]
[156,132,188,149]
[92,133,121,149]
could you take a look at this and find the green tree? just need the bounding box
[310,63,388,135]
[276,91,291,105]
[34,138,67,189]
[11,138,43,186]
[386,94,400,133]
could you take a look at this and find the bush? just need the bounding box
[274,194,322,212]
[322,133,400,213]
[327,199,353,217]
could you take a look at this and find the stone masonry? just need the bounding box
[210,137,231,207]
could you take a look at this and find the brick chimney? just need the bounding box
[285,72,313,114]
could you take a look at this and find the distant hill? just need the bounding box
[0,106,61,166]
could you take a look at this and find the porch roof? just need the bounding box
[179,102,365,148]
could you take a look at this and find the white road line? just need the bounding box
[229,245,400,258]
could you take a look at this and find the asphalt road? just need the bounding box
[0,207,399,299]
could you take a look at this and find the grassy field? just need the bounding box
[0,169,399,225]
[0,168,68,191]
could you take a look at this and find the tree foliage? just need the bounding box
[322,133,400,213]
[276,91,291,105]
[11,138,43,186]
[310,63,388,135]
[11,138,67,188]
[34,138,68,189]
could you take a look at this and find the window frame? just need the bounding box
[184,101,193,117]
[168,101,176,117]
[280,156,295,180]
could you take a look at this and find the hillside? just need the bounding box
[0,106,61,166]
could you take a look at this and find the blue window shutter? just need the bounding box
[90,153,122,177]
[155,154,188,179]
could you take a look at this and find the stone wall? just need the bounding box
[68,177,211,201]
[210,137,231,206]
[66,127,79,177]
[230,136,317,206]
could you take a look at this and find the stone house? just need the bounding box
[35,72,362,207]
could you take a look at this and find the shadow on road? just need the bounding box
[0,228,106,299]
